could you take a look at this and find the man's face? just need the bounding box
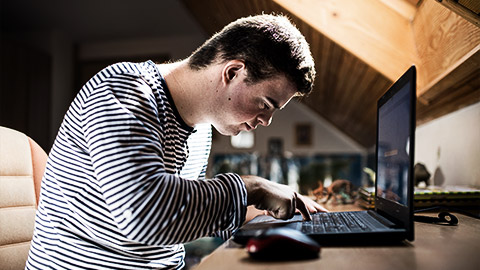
[212,72,297,136]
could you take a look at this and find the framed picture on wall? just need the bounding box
[295,123,313,146]
[268,137,283,156]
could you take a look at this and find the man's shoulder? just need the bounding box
[84,60,164,93]
[102,61,156,79]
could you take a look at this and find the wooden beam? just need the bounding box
[418,45,480,103]
[437,0,480,28]
[379,0,417,20]
[274,0,419,82]
[413,0,480,101]
[416,49,480,125]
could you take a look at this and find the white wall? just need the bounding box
[415,101,480,187]
[210,101,366,156]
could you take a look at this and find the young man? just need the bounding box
[26,14,325,269]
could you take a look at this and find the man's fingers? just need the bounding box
[295,193,312,221]
[308,205,317,214]
[311,201,329,213]
[303,195,329,213]
[316,204,329,213]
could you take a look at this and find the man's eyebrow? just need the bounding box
[267,97,281,110]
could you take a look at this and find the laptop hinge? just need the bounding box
[367,210,398,228]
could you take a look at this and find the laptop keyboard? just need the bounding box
[300,211,388,234]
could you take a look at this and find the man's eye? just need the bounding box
[263,103,270,110]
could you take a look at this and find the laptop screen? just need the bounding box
[375,65,415,240]
[376,82,412,207]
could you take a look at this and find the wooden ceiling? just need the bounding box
[182,0,480,148]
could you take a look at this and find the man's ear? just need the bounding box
[222,60,245,85]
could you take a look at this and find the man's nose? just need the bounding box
[257,112,273,127]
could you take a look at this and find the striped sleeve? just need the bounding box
[80,65,247,246]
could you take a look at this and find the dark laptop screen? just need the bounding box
[376,82,411,207]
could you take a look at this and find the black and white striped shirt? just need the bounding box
[26,61,247,269]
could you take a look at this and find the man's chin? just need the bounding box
[214,126,241,136]
[225,130,241,136]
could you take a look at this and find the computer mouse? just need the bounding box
[246,227,321,261]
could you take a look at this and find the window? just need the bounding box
[231,131,254,148]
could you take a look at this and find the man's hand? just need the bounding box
[241,175,327,221]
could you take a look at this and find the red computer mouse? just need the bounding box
[246,227,321,261]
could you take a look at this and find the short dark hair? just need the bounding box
[188,14,315,96]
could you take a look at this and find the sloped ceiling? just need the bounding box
[182,0,480,148]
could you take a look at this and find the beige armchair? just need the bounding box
[0,126,47,270]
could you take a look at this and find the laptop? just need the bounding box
[233,65,416,245]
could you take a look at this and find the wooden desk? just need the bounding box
[194,205,480,270]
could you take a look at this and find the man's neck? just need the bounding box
[157,60,221,127]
